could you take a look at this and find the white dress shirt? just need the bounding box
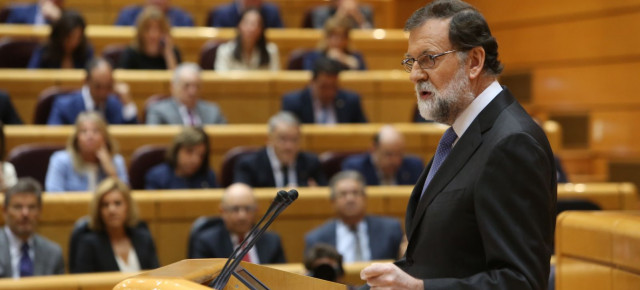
[4,226,34,278]
[178,104,202,126]
[312,97,337,124]
[335,219,371,263]
[266,146,297,188]
[451,80,503,146]
[114,247,141,273]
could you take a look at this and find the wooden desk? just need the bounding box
[556,211,640,290]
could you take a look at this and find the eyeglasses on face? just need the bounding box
[401,50,457,72]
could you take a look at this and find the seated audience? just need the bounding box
[72,178,159,273]
[302,16,366,71]
[214,8,280,71]
[28,10,93,69]
[342,125,423,185]
[0,91,23,124]
[48,58,138,125]
[45,112,128,192]
[1,178,65,278]
[209,0,283,28]
[234,111,327,187]
[1,122,17,191]
[304,243,345,284]
[5,0,63,25]
[282,57,367,124]
[189,183,286,263]
[118,6,181,70]
[145,127,218,189]
[305,170,403,262]
[309,0,373,29]
[115,0,194,27]
[146,63,226,125]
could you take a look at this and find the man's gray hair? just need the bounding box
[329,170,366,200]
[172,62,202,84]
[268,111,300,133]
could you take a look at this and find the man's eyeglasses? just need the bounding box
[223,205,257,213]
[401,50,457,73]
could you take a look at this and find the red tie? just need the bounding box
[238,235,252,262]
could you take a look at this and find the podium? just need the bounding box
[114,258,347,290]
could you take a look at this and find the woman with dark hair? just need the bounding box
[144,127,217,189]
[214,8,279,71]
[27,9,93,69]
[72,178,159,273]
[303,16,366,71]
[0,121,17,191]
[118,6,181,70]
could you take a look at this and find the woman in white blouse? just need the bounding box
[71,178,159,273]
[0,121,17,191]
[214,8,280,71]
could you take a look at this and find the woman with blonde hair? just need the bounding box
[45,112,128,192]
[302,16,366,71]
[71,178,159,273]
[118,6,181,70]
[145,126,218,189]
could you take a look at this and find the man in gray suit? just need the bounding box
[305,170,404,262]
[146,62,226,125]
[1,178,64,278]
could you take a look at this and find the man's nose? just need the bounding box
[409,63,428,84]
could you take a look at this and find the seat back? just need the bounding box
[300,8,314,28]
[7,144,65,186]
[187,216,224,258]
[199,40,224,70]
[33,86,75,124]
[219,146,260,188]
[319,151,363,180]
[102,44,127,68]
[0,37,39,68]
[128,145,167,190]
[286,48,311,70]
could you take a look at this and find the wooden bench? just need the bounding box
[555,210,640,290]
[0,182,634,268]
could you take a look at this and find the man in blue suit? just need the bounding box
[47,58,138,125]
[282,57,367,124]
[342,125,423,186]
[208,0,283,28]
[305,171,404,262]
[115,0,194,27]
[5,0,62,25]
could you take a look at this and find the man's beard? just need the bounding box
[415,65,475,125]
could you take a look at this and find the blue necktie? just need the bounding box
[421,127,458,199]
[19,242,33,277]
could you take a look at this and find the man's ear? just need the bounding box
[467,46,485,80]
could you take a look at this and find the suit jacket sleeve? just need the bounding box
[27,46,43,69]
[145,105,163,125]
[72,235,99,273]
[423,133,554,290]
[232,156,255,186]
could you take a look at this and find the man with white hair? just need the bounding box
[146,62,226,125]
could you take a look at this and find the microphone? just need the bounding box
[210,189,298,289]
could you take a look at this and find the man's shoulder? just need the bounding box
[367,215,401,226]
[52,91,82,106]
[297,151,321,163]
[119,5,142,16]
[237,148,268,166]
[401,155,424,168]
[337,89,362,101]
[33,233,63,254]
[213,2,235,14]
[306,219,336,239]
[196,100,221,111]
[149,99,176,111]
[343,153,370,167]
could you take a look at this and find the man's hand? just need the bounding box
[361,263,423,289]
[41,0,62,22]
[113,82,132,104]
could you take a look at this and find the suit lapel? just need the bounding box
[169,99,184,124]
[301,88,315,123]
[32,235,46,275]
[0,231,11,277]
[258,149,277,187]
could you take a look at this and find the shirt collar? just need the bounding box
[81,85,95,111]
[451,80,502,141]
[4,225,34,251]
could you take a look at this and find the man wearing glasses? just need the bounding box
[188,183,286,264]
[360,0,556,289]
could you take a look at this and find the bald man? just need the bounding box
[188,183,286,264]
[341,125,424,185]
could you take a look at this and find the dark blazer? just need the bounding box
[47,90,137,125]
[281,87,367,124]
[341,153,423,186]
[189,218,286,264]
[208,2,283,28]
[397,88,556,289]
[304,215,403,260]
[0,91,23,124]
[233,147,327,187]
[6,4,39,24]
[145,162,218,189]
[115,5,194,27]
[27,45,94,69]
[72,227,159,273]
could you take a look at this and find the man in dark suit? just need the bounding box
[0,178,64,278]
[0,91,23,124]
[115,0,194,27]
[233,111,327,188]
[189,183,286,264]
[47,58,138,125]
[342,125,423,185]
[360,1,556,289]
[282,57,367,124]
[5,0,62,25]
[208,0,283,28]
[305,171,403,262]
